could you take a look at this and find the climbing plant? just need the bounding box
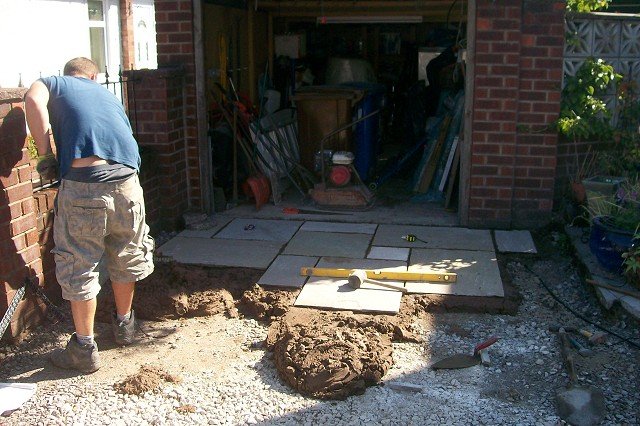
[557,58,620,142]
[566,0,610,12]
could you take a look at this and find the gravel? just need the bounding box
[1,230,639,425]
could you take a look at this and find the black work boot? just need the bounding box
[112,310,136,346]
[50,334,101,373]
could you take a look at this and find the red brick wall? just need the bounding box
[468,0,564,228]
[154,0,202,210]
[149,0,566,228]
[126,68,189,229]
[0,90,58,342]
[120,0,135,70]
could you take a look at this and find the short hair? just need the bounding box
[63,57,99,77]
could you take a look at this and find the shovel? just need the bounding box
[555,329,606,426]
[431,336,499,369]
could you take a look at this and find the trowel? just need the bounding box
[431,337,499,369]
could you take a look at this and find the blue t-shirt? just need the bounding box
[39,76,141,177]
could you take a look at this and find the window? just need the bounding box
[137,20,149,63]
[88,0,106,72]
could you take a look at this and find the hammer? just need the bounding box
[347,270,408,293]
[567,335,594,357]
[548,326,607,345]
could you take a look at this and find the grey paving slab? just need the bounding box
[408,248,504,297]
[258,255,319,288]
[367,246,410,261]
[373,224,494,251]
[494,230,537,254]
[156,236,282,268]
[214,218,302,242]
[283,231,372,258]
[177,217,233,238]
[620,296,640,320]
[294,278,402,314]
[300,221,378,234]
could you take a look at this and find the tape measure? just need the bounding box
[402,234,428,244]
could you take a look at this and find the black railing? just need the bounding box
[99,66,138,139]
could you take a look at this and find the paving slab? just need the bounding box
[294,257,405,313]
[157,236,282,268]
[177,217,233,238]
[295,279,402,314]
[408,248,504,297]
[214,218,302,242]
[367,246,410,261]
[258,255,319,288]
[283,231,372,258]
[373,224,494,251]
[494,230,537,254]
[589,274,623,309]
[620,296,640,320]
[300,221,378,234]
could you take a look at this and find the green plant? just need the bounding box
[622,233,640,288]
[558,58,620,142]
[558,58,621,187]
[586,180,640,231]
[26,135,39,160]
[598,81,640,179]
[566,0,610,12]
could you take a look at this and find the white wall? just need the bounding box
[0,0,90,88]
[0,0,157,89]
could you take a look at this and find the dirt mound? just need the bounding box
[266,307,421,400]
[97,262,263,321]
[114,365,182,395]
[239,284,299,320]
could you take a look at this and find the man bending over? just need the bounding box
[25,57,155,373]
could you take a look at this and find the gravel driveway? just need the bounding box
[1,228,638,425]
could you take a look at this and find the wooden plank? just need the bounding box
[247,8,256,103]
[417,115,451,193]
[444,145,460,209]
[439,135,459,192]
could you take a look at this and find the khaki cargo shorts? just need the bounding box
[53,174,155,301]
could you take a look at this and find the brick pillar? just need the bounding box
[514,0,565,226]
[120,0,135,70]
[154,0,203,210]
[468,0,564,228]
[125,68,189,230]
[0,90,51,342]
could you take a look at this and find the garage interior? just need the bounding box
[202,0,468,223]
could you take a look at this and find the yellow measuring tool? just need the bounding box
[300,267,456,283]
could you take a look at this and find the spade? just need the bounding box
[555,328,606,426]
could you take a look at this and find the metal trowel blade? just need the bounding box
[431,354,480,369]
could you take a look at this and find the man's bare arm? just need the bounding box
[24,80,52,156]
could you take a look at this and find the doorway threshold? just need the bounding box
[216,189,458,227]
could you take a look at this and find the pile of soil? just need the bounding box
[114,365,182,395]
[265,307,420,400]
[97,262,263,322]
[239,284,300,320]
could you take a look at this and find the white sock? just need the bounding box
[76,334,94,346]
[117,311,132,322]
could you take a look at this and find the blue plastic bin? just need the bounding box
[340,82,386,182]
